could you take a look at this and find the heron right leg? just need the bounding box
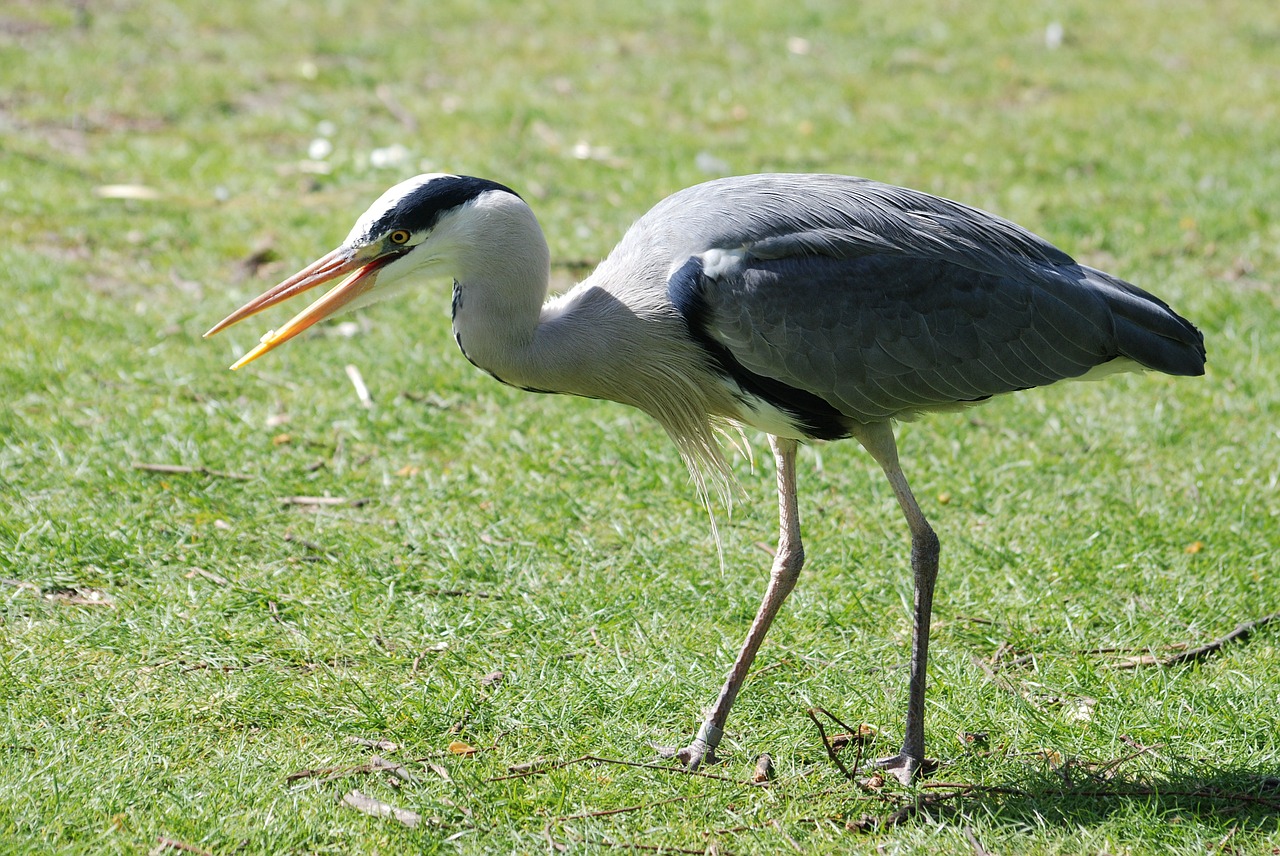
[853,421,940,785]
[658,434,804,769]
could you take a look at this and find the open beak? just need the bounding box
[204,246,398,370]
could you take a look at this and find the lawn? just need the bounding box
[2,1,1278,853]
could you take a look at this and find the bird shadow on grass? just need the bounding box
[887,762,1280,837]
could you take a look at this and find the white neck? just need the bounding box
[442,194,637,402]
[437,192,739,497]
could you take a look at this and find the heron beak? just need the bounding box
[204,246,396,370]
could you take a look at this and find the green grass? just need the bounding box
[2,0,1279,852]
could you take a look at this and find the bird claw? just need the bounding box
[653,740,719,770]
[867,753,938,786]
[654,719,724,770]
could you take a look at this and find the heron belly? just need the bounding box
[724,381,847,441]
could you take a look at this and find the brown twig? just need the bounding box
[555,795,689,820]
[133,462,251,481]
[1090,742,1164,778]
[920,780,1280,812]
[367,755,415,784]
[806,707,864,781]
[582,754,744,783]
[1080,643,1189,655]
[286,763,360,782]
[751,753,774,785]
[1110,611,1280,669]
[346,736,400,753]
[487,753,742,783]
[421,588,497,599]
[286,755,413,785]
[846,802,922,832]
[563,832,725,856]
[1119,734,1158,752]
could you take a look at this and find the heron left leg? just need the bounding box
[659,435,804,769]
[853,421,940,785]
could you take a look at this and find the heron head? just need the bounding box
[205,173,521,369]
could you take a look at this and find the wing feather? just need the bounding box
[653,174,1205,429]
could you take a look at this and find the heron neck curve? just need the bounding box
[451,263,640,399]
[443,195,632,399]
[444,199,737,496]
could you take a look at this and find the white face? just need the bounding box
[210,173,523,371]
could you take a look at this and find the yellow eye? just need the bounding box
[388,229,411,245]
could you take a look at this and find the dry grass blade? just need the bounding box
[340,790,421,828]
[965,826,992,856]
[150,836,213,856]
[344,364,373,408]
[346,736,399,752]
[369,755,415,783]
[184,568,231,586]
[44,587,115,607]
[278,496,367,507]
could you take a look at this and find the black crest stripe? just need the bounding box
[368,176,522,238]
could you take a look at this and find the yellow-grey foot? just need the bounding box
[868,753,938,786]
[654,741,719,769]
[654,722,723,770]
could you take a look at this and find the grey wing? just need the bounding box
[649,175,1204,428]
[669,239,1204,430]
[679,253,1108,426]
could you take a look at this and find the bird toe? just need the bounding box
[868,753,938,786]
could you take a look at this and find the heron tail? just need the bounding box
[1083,267,1207,377]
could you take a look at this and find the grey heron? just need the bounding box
[207,173,1205,783]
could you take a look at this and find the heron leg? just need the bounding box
[853,422,940,785]
[659,435,805,770]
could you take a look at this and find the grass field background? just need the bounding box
[2,1,1278,853]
